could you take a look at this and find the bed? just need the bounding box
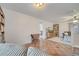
[0,43,49,56]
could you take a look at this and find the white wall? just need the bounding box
[2,8,53,45]
[59,21,79,47]
[71,24,79,47]
[58,21,74,44]
[59,22,69,37]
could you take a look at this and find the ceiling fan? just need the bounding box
[62,9,79,23]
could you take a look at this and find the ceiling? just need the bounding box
[1,3,79,23]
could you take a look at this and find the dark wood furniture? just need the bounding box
[53,24,59,37]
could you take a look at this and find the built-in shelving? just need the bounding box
[0,6,5,43]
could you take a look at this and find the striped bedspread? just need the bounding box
[0,43,27,56]
[27,47,49,56]
[0,43,49,56]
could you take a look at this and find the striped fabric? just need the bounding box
[27,47,49,56]
[0,43,27,56]
[0,44,49,56]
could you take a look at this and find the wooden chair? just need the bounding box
[31,34,40,48]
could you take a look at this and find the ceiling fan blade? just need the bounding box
[61,9,79,23]
[61,16,73,21]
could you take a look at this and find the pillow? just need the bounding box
[0,43,28,56]
[27,47,49,56]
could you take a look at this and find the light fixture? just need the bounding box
[33,3,46,10]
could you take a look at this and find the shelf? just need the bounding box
[0,22,4,25]
[0,6,5,43]
[0,7,4,18]
[0,14,4,18]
